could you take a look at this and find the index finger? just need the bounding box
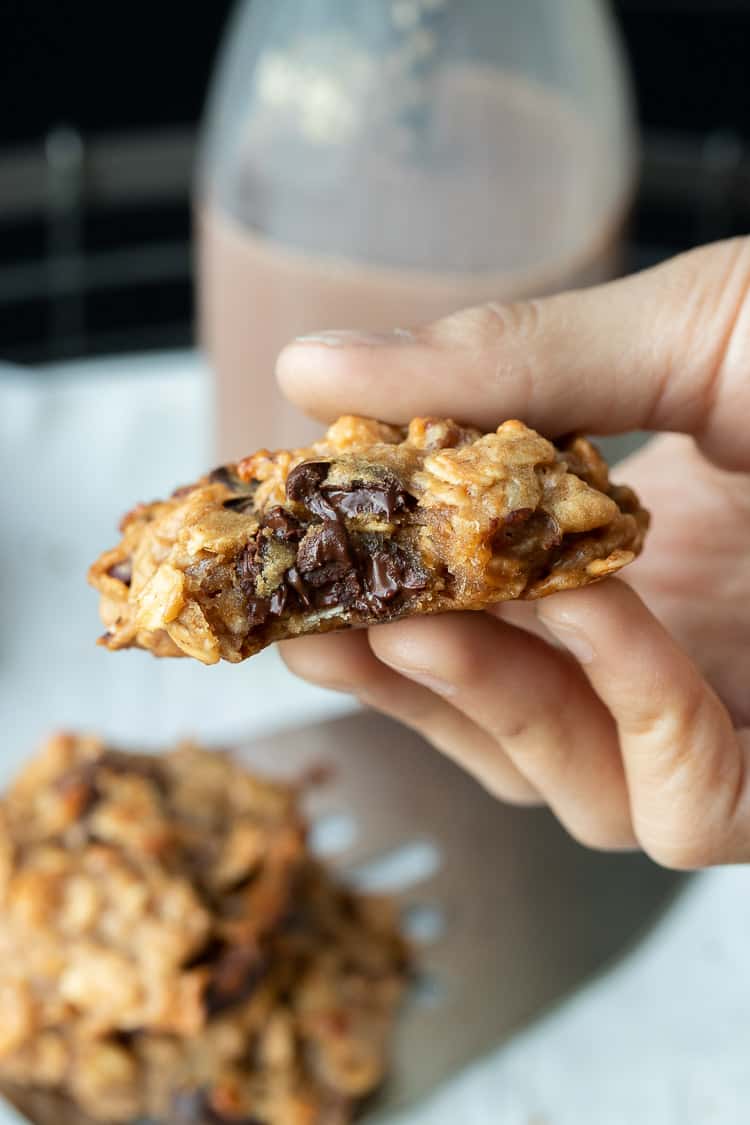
[276,238,750,471]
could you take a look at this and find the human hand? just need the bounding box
[276,238,750,869]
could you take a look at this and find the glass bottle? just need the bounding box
[197,0,635,458]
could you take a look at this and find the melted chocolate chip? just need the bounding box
[323,481,414,521]
[204,946,267,1017]
[285,565,311,608]
[293,521,364,608]
[172,1088,265,1125]
[287,460,415,525]
[360,540,428,608]
[263,506,302,541]
[296,521,351,573]
[106,559,132,586]
[363,552,400,602]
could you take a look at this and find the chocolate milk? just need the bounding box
[198,68,631,459]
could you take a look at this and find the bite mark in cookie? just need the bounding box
[89,416,649,664]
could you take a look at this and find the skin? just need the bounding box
[274,238,750,870]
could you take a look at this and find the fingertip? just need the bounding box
[366,615,432,666]
[275,340,343,423]
[368,613,486,690]
[536,579,643,659]
[279,631,374,692]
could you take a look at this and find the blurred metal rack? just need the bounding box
[0,125,748,365]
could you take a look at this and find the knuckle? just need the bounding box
[425,298,543,352]
[279,642,359,693]
[483,778,543,808]
[624,678,712,766]
[371,625,482,693]
[566,818,636,855]
[638,831,718,872]
[489,714,534,744]
[652,237,750,433]
[702,237,750,377]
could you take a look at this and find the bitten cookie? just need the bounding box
[90,416,648,665]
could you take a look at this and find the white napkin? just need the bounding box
[0,353,355,766]
[1,353,749,1125]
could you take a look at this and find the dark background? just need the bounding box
[1,0,748,363]
[3,0,749,144]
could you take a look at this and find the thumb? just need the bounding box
[276,238,750,471]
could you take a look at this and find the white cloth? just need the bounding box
[1,353,749,1125]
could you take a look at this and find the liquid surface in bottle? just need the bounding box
[198,68,631,459]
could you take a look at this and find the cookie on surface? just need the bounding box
[0,733,407,1123]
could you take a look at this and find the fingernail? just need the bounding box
[543,620,595,665]
[293,328,416,347]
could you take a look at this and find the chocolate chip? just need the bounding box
[263,506,302,541]
[245,596,271,628]
[237,540,262,593]
[313,567,361,610]
[287,459,417,529]
[299,560,346,589]
[269,585,288,616]
[285,566,311,608]
[222,495,257,513]
[296,521,351,573]
[359,540,428,608]
[292,522,363,609]
[211,466,260,511]
[106,559,132,586]
[323,481,414,521]
[286,461,339,520]
[286,461,330,507]
[204,946,267,1017]
[208,466,237,488]
[400,561,430,591]
[363,552,400,602]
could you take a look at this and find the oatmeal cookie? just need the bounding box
[0,733,407,1123]
[89,416,648,665]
